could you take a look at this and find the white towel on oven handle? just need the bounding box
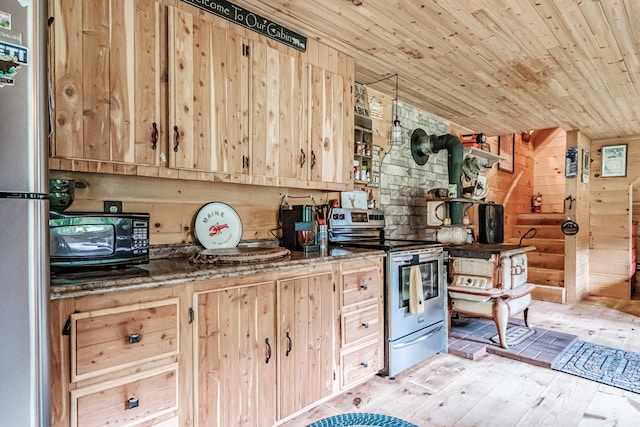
[409,265,425,315]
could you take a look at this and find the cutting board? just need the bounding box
[191,246,290,264]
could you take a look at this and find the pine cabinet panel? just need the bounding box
[308,64,353,187]
[71,299,179,382]
[278,272,334,419]
[168,7,248,176]
[51,0,161,165]
[71,364,178,427]
[195,282,278,427]
[250,41,307,182]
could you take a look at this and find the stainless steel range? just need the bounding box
[329,208,448,378]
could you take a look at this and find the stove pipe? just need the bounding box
[411,130,465,224]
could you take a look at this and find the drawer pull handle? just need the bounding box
[265,338,272,364]
[285,331,292,357]
[362,322,369,329]
[360,284,368,291]
[310,150,316,170]
[361,362,369,369]
[128,397,139,409]
[129,333,141,344]
[300,149,306,168]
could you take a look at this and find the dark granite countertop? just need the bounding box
[50,246,385,300]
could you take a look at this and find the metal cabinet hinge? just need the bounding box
[62,310,80,336]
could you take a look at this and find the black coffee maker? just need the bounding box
[280,205,319,252]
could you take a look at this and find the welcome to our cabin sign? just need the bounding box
[181,0,307,52]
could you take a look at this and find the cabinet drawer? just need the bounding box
[342,269,379,306]
[340,341,380,388]
[71,299,179,381]
[71,364,178,427]
[342,305,380,346]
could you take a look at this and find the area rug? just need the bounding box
[552,340,640,394]
[306,413,417,427]
[489,325,536,346]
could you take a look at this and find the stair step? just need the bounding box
[527,252,564,270]
[505,238,564,254]
[531,284,566,304]
[528,267,565,287]
[518,213,566,226]
[513,225,565,240]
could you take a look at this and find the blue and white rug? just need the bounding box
[307,413,418,427]
[552,340,640,394]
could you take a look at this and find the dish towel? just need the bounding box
[409,265,424,315]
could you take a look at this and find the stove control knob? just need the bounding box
[339,213,345,220]
[332,213,339,220]
[379,214,384,221]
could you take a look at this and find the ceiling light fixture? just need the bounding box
[362,73,406,147]
[388,73,406,146]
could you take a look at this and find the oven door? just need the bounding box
[387,248,445,341]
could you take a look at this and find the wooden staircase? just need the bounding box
[508,213,567,303]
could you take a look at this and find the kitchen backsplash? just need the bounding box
[379,100,450,240]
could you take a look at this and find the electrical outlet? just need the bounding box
[104,201,123,214]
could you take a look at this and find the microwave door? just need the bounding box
[51,224,116,258]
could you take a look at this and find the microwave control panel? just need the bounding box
[132,219,149,254]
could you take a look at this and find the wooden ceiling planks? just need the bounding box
[229,0,640,139]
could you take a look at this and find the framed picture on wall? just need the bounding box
[498,134,514,173]
[600,144,627,178]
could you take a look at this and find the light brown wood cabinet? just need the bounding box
[278,272,335,419]
[50,1,353,190]
[50,0,162,167]
[50,291,182,427]
[50,255,383,426]
[193,269,336,426]
[168,7,248,179]
[338,258,384,389]
[194,280,278,427]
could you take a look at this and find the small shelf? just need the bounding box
[464,147,502,169]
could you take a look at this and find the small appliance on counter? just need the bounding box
[49,211,150,271]
[280,204,319,252]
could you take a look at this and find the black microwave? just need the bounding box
[49,212,150,271]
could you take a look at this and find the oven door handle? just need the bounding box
[391,326,442,349]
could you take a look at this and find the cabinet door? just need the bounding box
[168,7,248,176]
[51,0,161,165]
[195,282,277,427]
[250,41,307,183]
[278,272,334,419]
[308,64,353,186]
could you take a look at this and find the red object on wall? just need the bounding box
[531,193,542,213]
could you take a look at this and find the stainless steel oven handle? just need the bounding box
[391,326,442,349]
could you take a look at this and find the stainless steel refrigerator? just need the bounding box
[0,1,50,426]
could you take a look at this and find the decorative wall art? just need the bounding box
[498,134,514,173]
[600,144,627,178]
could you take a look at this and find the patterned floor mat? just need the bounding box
[306,413,418,427]
[552,340,640,394]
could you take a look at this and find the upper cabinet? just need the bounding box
[168,7,248,179]
[249,40,307,185]
[50,0,161,167]
[50,1,354,190]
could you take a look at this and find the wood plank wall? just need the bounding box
[533,128,566,213]
[589,135,640,299]
[50,171,338,245]
[565,131,590,303]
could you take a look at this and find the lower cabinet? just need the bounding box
[50,256,384,426]
[193,269,336,426]
[194,280,278,427]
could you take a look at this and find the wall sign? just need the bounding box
[181,0,307,52]
[565,146,578,178]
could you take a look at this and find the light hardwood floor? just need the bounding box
[280,296,640,427]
